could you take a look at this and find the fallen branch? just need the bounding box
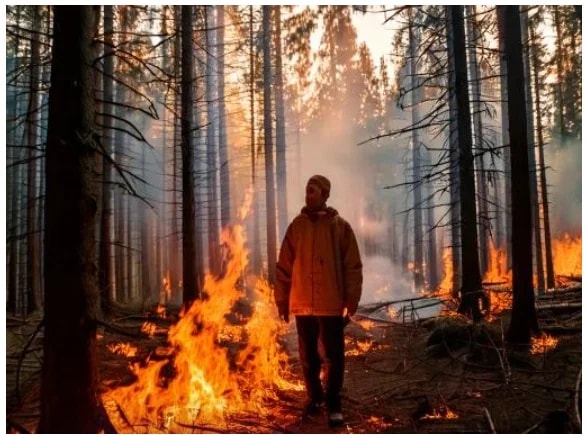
[94,318,144,338]
[574,368,582,431]
[483,407,496,433]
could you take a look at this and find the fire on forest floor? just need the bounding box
[6,286,582,434]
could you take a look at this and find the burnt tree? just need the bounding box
[38,6,103,432]
[500,5,539,344]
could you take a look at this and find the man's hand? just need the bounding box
[277,301,289,323]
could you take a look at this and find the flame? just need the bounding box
[435,248,453,300]
[356,319,375,331]
[140,322,157,338]
[484,241,511,285]
[420,405,459,420]
[345,337,381,357]
[161,274,171,304]
[552,234,582,278]
[105,215,302,430]
[486,290,512,317]
[530,333,559,355]
[367,415,395,429]
[108,342,138,358]
[155,304,167,319]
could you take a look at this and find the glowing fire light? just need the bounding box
[140,322,157,338]
[552,234,582,277]
[436,248,453,300]
[105,194,302,431]
[484,241,511,285]
[530,333,559,355]
[420,406,459,420]
[161,274,171,303]
[107,342,138,358]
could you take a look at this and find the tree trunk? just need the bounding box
[465,5,489,275]
[181,5,200,307]
[449,6,483,321]
[552,6,566,143]
[408,14,425,291]
[500,5,539,344]
[274,6,289,242]
[249,5,262,275]
[205,5,220,276]
[263,5,277,284]
[497,8,512,264]
[99,4,114,316]
[445,6,461,297]
[38,6,102,432]
[217,5,231,229]
[530,24,555,290]
[25,5,42,315]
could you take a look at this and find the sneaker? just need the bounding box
[328,411,344,428]
[302,400,323,418]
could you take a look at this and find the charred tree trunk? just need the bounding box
[274,6,289,242]
[500,5,539,344]
[25,5,42,314]
[181,5,200,307]
[530,24,555,290]
[263,5,277,284]
[446,6,461,296]
[217,5,231,229]
[39,6,103,432]
[98,4,114,316]
[408,15,425,291]
[552,6,566,143]
[449,6,483,321]
[497,9,513,265]
[466,5,489,276]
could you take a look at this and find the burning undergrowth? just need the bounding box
[104,213,303,431]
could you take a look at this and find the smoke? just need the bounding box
[544,139,582,236]
[360,255,416,305]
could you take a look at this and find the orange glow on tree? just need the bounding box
[552,234,582,278]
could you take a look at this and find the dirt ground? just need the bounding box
[6,289,582,434]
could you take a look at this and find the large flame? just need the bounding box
[552,234,582,278]
[435,248,453,300]
[105,191,301,431]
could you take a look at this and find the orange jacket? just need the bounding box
[275,207,363,316]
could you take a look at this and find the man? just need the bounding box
[275,175,363,428]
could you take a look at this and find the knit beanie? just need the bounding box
[307,174,331,197]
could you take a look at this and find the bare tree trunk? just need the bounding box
[169,5,181,302]
[521,8,544,294]
[500,5,539,344]
[25,5,42,315]
[530,24,555,290]
[274,6,288,242]
[39,6,103,432]
[497,9,512,264]
[263,5,277,284]
[99,4,114,316]
[446,8,461,296]
[249,5,262,275]
[114,82,128,302]
[449,6,483,321]
[181,5,200,307]
[205,5,220,276]
[408,14,425,291]
[466,5,489,275]
[217,5,231,229]
[552,6,566,143]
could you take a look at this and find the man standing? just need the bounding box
[275,175,363,428]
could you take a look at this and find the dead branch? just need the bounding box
[483,407,496,433]
[94,318,144,339]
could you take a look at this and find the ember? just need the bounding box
[530,333,559,355]
[107,342,138,358]
[420,406,459,420]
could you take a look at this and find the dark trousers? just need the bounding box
[295,315,345,409]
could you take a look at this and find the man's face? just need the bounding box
[305,182,325,211]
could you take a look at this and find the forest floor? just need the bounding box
[6,284,582,434]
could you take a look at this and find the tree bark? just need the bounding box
[263,5,277,284]
[500,5,539,344]
[449,6,483,321]
[274,6,289,242]
[39,6,102,432]
[217,5,231,229]
[99,4,114,316]
[530,24,555,290]
[181,5,200,306]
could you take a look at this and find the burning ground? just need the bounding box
[5,223,583,433]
